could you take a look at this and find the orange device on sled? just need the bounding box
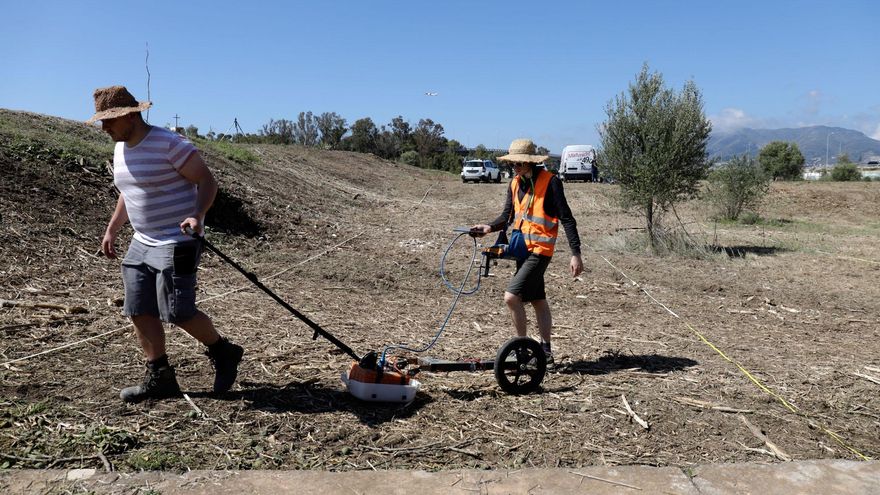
[343,360,421,403]
[346,361,411,385]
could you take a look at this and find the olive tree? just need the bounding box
[599,64,712,249]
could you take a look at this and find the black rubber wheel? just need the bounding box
[494,174,501,183]
[494,337,546,394]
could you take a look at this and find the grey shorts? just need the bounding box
[506,253,551,302]
[121,239,202,324]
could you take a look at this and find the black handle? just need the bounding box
[189,229,361,361]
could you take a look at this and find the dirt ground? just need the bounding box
[1,110,878,473]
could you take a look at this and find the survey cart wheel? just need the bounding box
[494,337,546,394]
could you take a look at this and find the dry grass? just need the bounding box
[2,111,879,473]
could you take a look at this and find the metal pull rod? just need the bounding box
[192,233,361,361]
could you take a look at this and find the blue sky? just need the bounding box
[2,1,878,153]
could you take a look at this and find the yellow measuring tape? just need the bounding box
[598,254,871,461]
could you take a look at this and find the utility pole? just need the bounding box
[174,114,181,129]
[825,131,835,169]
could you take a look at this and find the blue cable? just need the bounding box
[440,232,482,295]
[379,232,482,366]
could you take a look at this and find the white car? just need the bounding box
[461,159,502,183]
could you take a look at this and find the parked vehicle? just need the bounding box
[461,159,502,183]
[558,145,597,182]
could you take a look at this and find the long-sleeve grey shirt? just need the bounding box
[487,169,582,256]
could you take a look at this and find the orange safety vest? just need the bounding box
[510,170,559,257]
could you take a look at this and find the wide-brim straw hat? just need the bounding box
[497,138,548,163]
[86,86,152,124]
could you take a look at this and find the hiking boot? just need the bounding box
[206,338,244,394]
[120,365,182,403]
[546,352,559,370]
[541,342,559,371]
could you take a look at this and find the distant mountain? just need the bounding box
[708,126,880,166]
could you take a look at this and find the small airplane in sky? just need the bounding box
[424,92,438,96]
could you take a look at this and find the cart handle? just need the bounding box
[186,228,361,361]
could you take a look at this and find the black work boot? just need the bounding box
[541,342,556,369]
[120,362,182,403]
[206,337,244,394]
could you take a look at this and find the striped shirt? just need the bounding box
[113,126,198,246]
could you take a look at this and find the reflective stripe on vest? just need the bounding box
[514,212,559,230]
[524,233,557,244]
[511,170,559,257]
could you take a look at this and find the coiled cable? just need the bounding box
[379,232,482,365]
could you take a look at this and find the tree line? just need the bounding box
[182,113,539,173]
[180,63,865,255]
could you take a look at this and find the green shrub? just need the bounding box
[830,163,862,181]
[739,211,761,225]
[399,150,419,167]
[434,152,462,172]
[705,154,770,221]
[758,141,804,180]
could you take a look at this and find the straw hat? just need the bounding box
[86,86,152,123]
[497,138,548,164]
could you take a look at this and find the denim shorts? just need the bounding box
[121,239,202,323]
[505,253,551,302]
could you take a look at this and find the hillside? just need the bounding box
[709,125,880,164]
[0,109,445,251]
[2,109,879,472]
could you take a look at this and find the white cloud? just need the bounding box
[710,99,880,139]
[709,108,763,133]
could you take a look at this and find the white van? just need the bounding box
[559,145,597,182]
